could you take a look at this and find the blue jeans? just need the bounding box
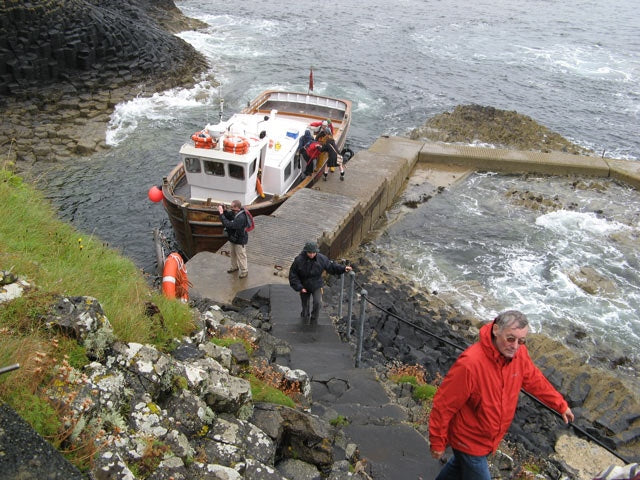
[435,449,491,480]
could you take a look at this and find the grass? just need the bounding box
[211,336,255,356]
[387,362,439,402]
[0,167,196,465]
[412,383,437,402]
[330,415,349,428]
[247,374,296,408]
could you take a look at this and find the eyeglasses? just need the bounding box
[505,336,526,345]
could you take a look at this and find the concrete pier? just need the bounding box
[187,138,639,303]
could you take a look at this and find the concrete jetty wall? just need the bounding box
[315,136,423,259]
[419,141,640,189]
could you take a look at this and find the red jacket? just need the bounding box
[428,322,569,456]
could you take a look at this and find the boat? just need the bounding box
[161,89,353,258]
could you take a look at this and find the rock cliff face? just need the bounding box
[0,277,359,480]
[0,0,208,166]
[0,0,206,98]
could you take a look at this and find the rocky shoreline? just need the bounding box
[1,0,208,170]
[0,279,368,479]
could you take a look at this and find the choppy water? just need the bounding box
[370,172,640,365]
[37,0,639,358]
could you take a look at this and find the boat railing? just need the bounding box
[246,90,349,115]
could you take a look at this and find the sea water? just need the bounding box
[37,0,639,359]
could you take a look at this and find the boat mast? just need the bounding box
[218,86,224,122]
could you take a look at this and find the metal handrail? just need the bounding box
[0,364,19,375]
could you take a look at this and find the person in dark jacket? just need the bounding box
[289,241,352,322]
[218,200,249,278]
[296,129,314,172]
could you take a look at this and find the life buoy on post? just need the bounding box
[162,252,189,302]
[256,177,265,198]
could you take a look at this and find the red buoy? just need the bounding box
[148,185,163,202]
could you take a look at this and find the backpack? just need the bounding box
[305,141,322,159]
[244,208,255,232]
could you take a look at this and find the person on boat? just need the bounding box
[318,119,334,137]
[296,129,315,170]
[298,129,314,154]
[217,200,250,279]
[429,310,575,480]
[321,135,345,181]
[288,241,352,323]
[300,140,323,176]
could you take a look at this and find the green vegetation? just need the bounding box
[330,415,349,427]
[211,336,254,356]
[0,167,195,460]
[247,374,295,407]
[391,374,421,386]
[412,383,437,402]
[387,363,438,403]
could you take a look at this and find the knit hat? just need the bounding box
[303,241,319,253]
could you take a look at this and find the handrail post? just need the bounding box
[338,271,345,320]
[355,288,367,368]
[346,271,356,341]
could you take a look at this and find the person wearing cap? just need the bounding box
[288,241,352,322]
[318,119,334,136]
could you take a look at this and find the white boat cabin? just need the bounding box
[179,109,313,206]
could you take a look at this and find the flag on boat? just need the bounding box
[309,67,314,92]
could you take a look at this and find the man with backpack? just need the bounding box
[218,200,253,279]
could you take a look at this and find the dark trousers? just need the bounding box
[301,151,315,175]
[300,288,322,321]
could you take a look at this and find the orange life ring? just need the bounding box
[191,130,215,149]
[223,136,250,154]
[256,177,264,198]
[162,252,189,302]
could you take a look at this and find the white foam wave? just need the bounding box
[535,210,629,237]
[106,83,219,146]
[517,44,635,83]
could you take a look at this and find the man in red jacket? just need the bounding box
[428,310,574,479]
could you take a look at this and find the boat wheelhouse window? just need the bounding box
[249,159,257,176]
[284,161,292,181]
[184,157,201,173]
[229,163,244,180]
[203,160,225,176]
